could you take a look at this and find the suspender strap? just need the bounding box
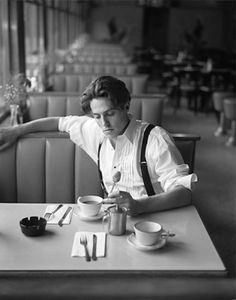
[97,143,108,196]
[140,124,155,196]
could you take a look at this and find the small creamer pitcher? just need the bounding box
[103,205,127,236]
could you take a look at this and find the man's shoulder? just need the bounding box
[137,121,165,136]
[59,115,99,133]
[60,115,94,126]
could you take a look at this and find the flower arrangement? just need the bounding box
[0,73,31,106]
[0,74,31,125]
[0,83,19,105]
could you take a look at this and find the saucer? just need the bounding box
[127,233,167,251]
[74,209,104,221]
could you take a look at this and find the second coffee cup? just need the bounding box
[77,195,103,217]
[134,221,166,246]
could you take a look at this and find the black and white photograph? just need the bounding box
[0,0,235,299]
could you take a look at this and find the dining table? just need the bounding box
[0,203,234,300]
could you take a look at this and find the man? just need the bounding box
[0,76,197,215]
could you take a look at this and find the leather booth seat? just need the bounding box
[0,132,200,203]
[27,92,165,126]
[49,74,149,94]
[0,132,103,203]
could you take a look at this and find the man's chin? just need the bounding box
[103,129,113,135]
[103,130,117,138]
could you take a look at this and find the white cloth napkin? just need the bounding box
[44,204,73,225]
[71,232,106,257]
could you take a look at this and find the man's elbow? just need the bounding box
[181,187,192,206]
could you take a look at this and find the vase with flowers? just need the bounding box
[0,74,31,126]
[9,103,20,126]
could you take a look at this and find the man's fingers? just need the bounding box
[107,191,120,198]
[103,194,124,205]
[103,198,116,204]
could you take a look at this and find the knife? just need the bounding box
[92,234,97,261]
[58,206,72,227]
[44,204,63,220]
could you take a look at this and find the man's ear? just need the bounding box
[125,102,130,111]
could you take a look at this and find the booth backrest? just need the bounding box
[0,132,103,203]
[74,56,131,64]
[27,92,165,126]
[66,42,131,63]
[62,63,138,75]
[49,74,149,94]
[0,132,200,203]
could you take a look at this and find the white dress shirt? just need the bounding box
[59,115,197,199]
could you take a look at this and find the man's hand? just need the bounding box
[103,190,140,216]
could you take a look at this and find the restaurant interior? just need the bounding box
[0,0,236,299]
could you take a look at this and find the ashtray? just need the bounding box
[20,216,47,236]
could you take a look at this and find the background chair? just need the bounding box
[174,68,201,114]
[171,133,200,173]
[212,91,235,136]
[223,97,236,146]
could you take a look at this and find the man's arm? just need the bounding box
[104,186,192,215]
[136,186,192,214]
[0,117,60,149]
[16,117,60,135]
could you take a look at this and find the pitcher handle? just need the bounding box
[102,210,109,233]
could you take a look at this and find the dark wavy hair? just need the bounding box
[80,76,131,115]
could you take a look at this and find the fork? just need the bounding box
[80,234,91,262]
[44,204,63,221]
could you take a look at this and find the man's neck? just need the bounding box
[120,118,130,135]
[109,118,130,149]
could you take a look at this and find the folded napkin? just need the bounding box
[71,232,106,258]
[44,204,73,225]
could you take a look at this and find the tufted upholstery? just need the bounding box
[0,132,200,203]
[27,92,165,126]
[49,74,149,94]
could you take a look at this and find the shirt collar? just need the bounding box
[122,114,137,144]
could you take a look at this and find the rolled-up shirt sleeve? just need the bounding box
[147,127,198,192]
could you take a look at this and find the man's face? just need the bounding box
[90,97,129,139]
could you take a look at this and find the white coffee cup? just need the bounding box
[77,195,103,217]
[134,221,166,246]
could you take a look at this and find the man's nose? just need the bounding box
[101,115,109,127]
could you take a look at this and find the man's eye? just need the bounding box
[105,111,115,117]
[92,114,100,119]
